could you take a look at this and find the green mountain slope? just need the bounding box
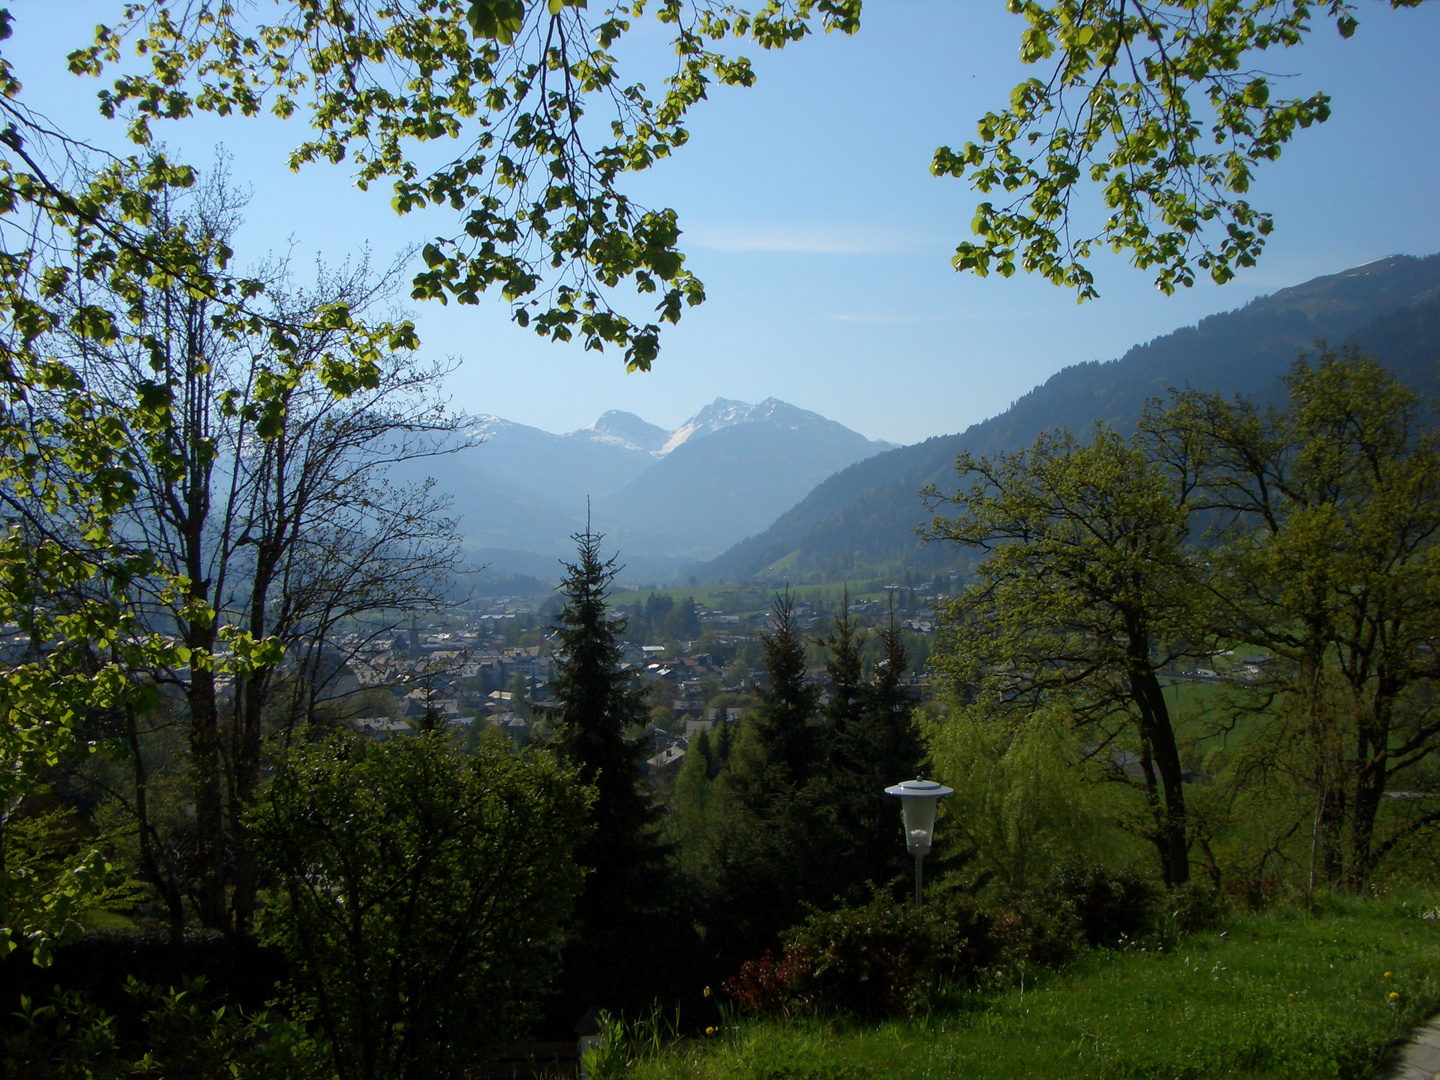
[698,254,1440,583]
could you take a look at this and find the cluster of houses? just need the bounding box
[336,604,560,742]
[325,589,949,776]
[329,599,769,773]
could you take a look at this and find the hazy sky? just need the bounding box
[13,2,1440,444]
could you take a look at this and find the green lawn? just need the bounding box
[626,896,1440,1080]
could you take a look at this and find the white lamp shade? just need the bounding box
[884,778,953,855]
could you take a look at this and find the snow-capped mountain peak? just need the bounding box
[658,397,824,456]
[572,410,670,453]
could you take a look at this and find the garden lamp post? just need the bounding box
[885,777,953,907]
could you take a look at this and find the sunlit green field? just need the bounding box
[626,896,1440,1080]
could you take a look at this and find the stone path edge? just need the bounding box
[1389,1013,1440,1080]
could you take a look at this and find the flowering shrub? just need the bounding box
[721,950,810,1017]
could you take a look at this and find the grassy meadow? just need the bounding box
[617,895,1440,1080]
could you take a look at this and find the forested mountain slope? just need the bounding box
[698,254,1440,583]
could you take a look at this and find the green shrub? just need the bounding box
[1165,880,1230,933]
[724,894,996,1020]
[1042,863,1157,946]
[1,978,326,1080]
[250,734,590,1080]
[721,866,1222,1023]
[985,892,1083,969]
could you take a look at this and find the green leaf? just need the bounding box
[467,0,526,44]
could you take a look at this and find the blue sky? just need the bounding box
[12,2,1440,444]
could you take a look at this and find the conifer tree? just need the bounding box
[749,589,822,789]
[820,588,866,750]
[705,590,832,957]
[829,601,927,895]
[550,526,713,1021]
[552,526,661,927]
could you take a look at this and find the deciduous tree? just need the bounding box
[1154,352,1440,888]
[63,0,1425,360]
[34,164,463,935]
[251,733,589,1080]
[0,14,422,955]
[926,426,1211,886]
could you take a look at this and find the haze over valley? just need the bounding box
[418,397,894,580]
[439,253,1440,588]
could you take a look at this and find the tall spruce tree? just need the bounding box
[552,526,662,927]
[705,590,831,959]
[820,589,866,747]
[827,600,927,897]
[750,589,823,788]
[550,525,708,1022]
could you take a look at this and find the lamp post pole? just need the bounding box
[885,778,953,908]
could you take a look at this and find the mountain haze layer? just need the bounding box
[595,400,890,559]
[421,398,892,580]
[698,254,1440,583]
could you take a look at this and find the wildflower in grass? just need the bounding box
[705,1026,719,1036]
[1389,992,1400,1001]
[1384,971,1392,978]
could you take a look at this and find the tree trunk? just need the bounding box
[1128,630,1190,886]
[124,701,186,939]
[228,665,271,931]
[188,658,230,931]
[228,451,284,931]
[1315,778,1347,886]
[1344,682,1395,890]
[1296,648,1348,888]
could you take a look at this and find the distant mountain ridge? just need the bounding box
[697,253,1440,583]
[595,400,893,560]
[416,397,892,580]
[582,410,670,453]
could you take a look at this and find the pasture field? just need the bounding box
[623,895,1440,1080]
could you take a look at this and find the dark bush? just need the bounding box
[723,864,1215,1022]
[1042,864,1157,947]
[985,893,1083,969]
[1,979,326,1080]
[724,894,996,1020]
[0,930,288,1032]
[1166,881,1230,933]
[1225,871,1281,912]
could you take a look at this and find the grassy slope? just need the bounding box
[632,897,1440,1080]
